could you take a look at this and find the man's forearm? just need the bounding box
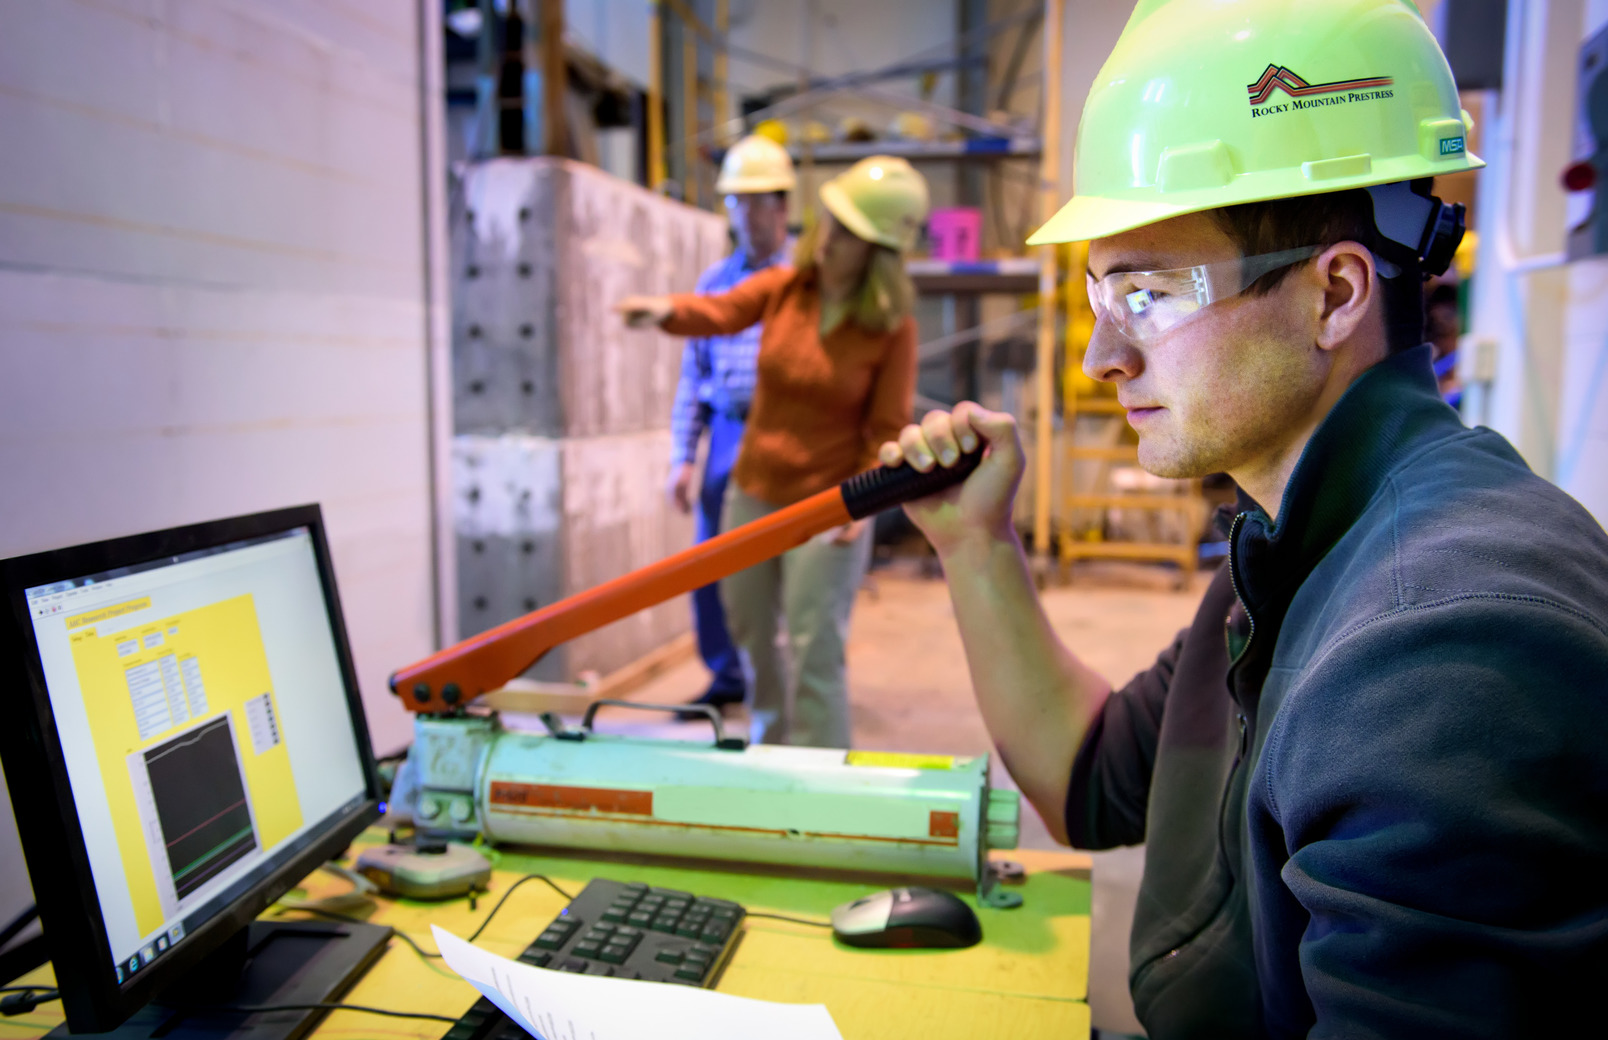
[940,531,1111,846]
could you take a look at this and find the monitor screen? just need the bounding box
[1,507,383,1031]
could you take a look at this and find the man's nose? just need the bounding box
[1083,319,1142,383]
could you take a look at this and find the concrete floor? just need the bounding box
[576,558,1214,1037]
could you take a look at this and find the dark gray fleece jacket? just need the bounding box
[1066,346,1608,1038]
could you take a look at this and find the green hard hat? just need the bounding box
[1029,0,1485,245]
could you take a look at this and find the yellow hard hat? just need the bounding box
[819,156,930,252]
[716,135,796,195]
[889,112,935,141]
[753,119,788,146]
[1029,0,1485,246]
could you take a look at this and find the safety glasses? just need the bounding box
[1085,246,1323,343]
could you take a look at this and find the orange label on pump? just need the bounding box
[929,811,961,838]
[489,782,653,815]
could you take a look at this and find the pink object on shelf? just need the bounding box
[927,207,982,261]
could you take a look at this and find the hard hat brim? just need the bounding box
[820,179,901,250]
[714,173,797,195]
[1028,152,1485,245]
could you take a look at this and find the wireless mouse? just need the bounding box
[830,886,982,949]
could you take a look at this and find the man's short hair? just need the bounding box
[1208,183,1430,351]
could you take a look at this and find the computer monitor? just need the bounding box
[0,506,390,1036]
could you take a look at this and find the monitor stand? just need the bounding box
[49,919,393,1040]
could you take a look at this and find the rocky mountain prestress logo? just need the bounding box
[1246,65,1394,117]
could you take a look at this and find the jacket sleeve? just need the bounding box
[860,316,917,463]
[661,265,788,338]
[1258,597,1608,1038]
[1062,630,1182,849]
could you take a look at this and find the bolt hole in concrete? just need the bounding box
[518,262,533,277]
[522,380,535,395]
[466,264,480,278]
[520,323,534,338]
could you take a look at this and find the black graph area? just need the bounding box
[143,716,257,900]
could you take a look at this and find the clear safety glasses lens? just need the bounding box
[1085,246,1323,343]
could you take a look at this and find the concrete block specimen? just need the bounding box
[451,158,729,680]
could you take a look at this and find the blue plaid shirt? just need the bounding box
[668,243,790,465]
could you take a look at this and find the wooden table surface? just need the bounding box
[2,839,1091,1040]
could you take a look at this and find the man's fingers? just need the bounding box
[879,440,904,467]
[920,410,964,468]
[897,423,936,471]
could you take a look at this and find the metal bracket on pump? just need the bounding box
[976,785,1025,908]
[554,699,748,750]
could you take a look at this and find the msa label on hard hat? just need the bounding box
[1247,65,1394,116]
[1439,136,1466,156]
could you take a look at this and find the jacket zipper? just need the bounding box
[1226,511,1255,662]
[1134,513,1258,989]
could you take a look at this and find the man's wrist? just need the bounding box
[933,522,1023,572]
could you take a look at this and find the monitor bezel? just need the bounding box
[0,504,384,1032]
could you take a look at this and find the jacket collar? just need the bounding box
[1229,345,1462,618]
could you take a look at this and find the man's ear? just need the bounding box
[1310,240,1377,353]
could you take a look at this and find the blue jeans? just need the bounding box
[693,413,746,697]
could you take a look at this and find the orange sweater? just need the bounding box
[664,264,917,506]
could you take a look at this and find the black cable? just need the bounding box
[285,873,574,958]
[0,986,59,1016]
[289,908,442,960]
[467,874,574,943]
[222,1002,456,1024]
[744,911,832,928]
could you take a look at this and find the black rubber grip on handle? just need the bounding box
[839,449,984,521]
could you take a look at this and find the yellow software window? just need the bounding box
[68,594,303,935]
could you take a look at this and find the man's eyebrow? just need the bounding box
[1088,253,1176,279]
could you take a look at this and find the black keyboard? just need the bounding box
[439,878,747,1040]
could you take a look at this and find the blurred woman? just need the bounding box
[616,156,929,747]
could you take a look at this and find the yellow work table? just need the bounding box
[2,839,1091,1040]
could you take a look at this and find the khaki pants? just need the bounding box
[720,485,872,748]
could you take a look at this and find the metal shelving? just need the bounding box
[788,136,1042,163]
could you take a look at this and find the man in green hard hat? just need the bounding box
[884,1,1608,1036]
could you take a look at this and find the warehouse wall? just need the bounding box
[0,0,446,948]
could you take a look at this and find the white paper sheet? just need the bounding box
[432,926,844,1040]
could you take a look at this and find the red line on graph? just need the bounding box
[164,799,247,848]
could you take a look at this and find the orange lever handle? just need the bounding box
[390,451,982,713]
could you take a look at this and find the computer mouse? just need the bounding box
[830,886,982,949]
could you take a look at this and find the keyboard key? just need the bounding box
[599,943,631,964]
[574,941,603,959]
[593,922,616,933]
[655,949,684,964]
[650,915,679,933]
[692,943,719,959]
[559,958,587,973]
[701,921,732,943]
[674,965,706,981]
[654,889,693,902]
[675,922,701,938]
[627,911,653,927]
[534,930,567,950]
[615,926,642,939]
[518,950,553,967]
[601,906,629,923]
[710,906,739,920]
[623,882,649,895]
[586,962,616,976]
[665,899,689,912]
[444,1025,478,1040]
[581,929,609,944]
